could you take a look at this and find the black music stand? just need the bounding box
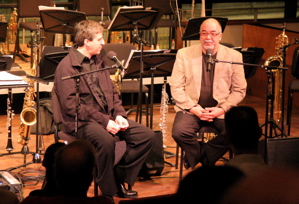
[39,9,86,47]
[108,6,163,125]
[182,17,228,41]
[0,22,7,44]
[127,51,176,166]
[108,6,163,32]
[127,52,176,128]
[234,47,265,79]
[38,51,69,82]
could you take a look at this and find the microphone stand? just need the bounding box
[214,59,287,163]
[61,65,117,138]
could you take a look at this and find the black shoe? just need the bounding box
[183,155,191,170]
[116,183,138,198]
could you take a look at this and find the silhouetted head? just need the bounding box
[54,139,95,197]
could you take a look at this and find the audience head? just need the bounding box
[42,142,66,171]
[175,165,245,203]
[221,167,299,204]
[225,106,262,155]
[54,139,96,197]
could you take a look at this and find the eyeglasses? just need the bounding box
[200,32,221,37]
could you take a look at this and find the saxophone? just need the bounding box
[17,24,39,145]
[264,22,288,126]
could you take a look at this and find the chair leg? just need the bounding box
[175,144,179,169]
[13,29,28,62]
[287,91,294,136]
[179,147,184,182]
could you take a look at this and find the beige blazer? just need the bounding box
[169,43,247,119]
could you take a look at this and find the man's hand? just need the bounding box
[189,107,224,122]
[115,115,129,131]
[106,120,121,135]
[200,107,225,122]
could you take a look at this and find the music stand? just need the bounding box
[182,17,228,41]
[108,6,163,125]
[234,47,265,79]
[108,6,163,32]
[127,52,176,129]
[0,22,7,43]
[39,9,86,46]
[38,51,69,82]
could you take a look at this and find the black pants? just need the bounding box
[172,111,230,168]
[77,119,156,196]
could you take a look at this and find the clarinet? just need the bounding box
[6,89,14,152]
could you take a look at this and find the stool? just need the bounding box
[175,126,232,181]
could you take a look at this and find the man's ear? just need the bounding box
[84,39,89,46]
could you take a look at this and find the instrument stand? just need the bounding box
[108,6,163,125]
[0,74,49,172]
[39,9,86,46]
[214,59,288,162]
[0,85,37,166]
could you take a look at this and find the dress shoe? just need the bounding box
[183,155,191,169]
[116,183,138,198]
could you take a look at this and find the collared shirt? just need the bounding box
[74,49,107,108]
[198,52,218,108]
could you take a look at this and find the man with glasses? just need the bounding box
[170,18,247,169]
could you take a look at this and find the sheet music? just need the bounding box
[38,5,65,11]
[0,71,28,86]
[124,49,165,69]
[107,6,144,30]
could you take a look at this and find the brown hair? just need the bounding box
[74,20,103,47]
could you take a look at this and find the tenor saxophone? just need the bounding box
[264,22,288,126]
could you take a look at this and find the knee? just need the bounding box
[94,135,115,152]
[172,126,183,142]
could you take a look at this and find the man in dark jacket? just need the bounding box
[54,20,156,201]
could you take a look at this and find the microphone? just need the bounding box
[206,49,214,72]
[107,51,126,76]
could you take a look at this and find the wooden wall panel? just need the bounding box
[243,24,299,108]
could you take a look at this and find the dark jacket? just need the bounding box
[54,47,126,134]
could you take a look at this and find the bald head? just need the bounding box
[200,18,223,54]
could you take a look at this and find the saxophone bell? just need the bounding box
[20,107,37,126]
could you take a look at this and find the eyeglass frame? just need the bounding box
[199,31,222,38]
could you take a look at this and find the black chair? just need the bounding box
[287,46,299,135]
[102,43,149,126]
[13,0,54,67]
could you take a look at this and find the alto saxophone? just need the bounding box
[264,22,288,126]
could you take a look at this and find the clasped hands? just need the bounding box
[189,107,224,122]
[106,115,129,135]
